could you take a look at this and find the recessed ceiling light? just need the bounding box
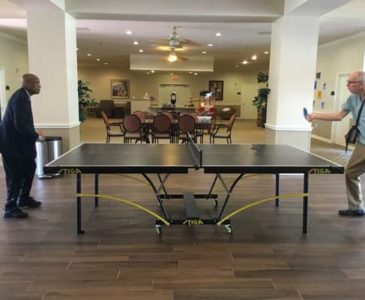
[151,70,155,73]
[87,53,92,56]
[215,32,222,37]
[96,58,100,61]
[189,71,193,74]
[133,41,139,45]
[146,72,150,75]
[139,49,144,53]
[242,60,248,65]
[126,30,132,35]
[104,62,108,65]
[207,44,213,47]
[201,51,207,54]
[194,72,198,76]
[251,55,257,60]
[235,65,239,68]
[264,51,269,55]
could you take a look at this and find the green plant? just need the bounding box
[78,80,97,122]
[252,71,270,110]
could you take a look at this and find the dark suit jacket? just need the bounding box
[0,88,39,159]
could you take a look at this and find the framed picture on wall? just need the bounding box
[111,79,130,99]
[208,80,224,101]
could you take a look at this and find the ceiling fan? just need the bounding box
[153,25,194,62]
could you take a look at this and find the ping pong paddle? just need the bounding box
[303,107,309,119]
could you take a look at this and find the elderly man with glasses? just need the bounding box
[306,70,365,217]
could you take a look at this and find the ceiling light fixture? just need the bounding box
[207,43,213,47]
[215,32,222,37]
[251,55,257,60]
[242,60,248,65]
[139,49,144,53]
[126,30,132,35]
[151,70,155,73]
[167,50,178,63]
[201,51,207,54]
[133,41,139,45]
[104,62,108,65]
[96,58,100,61]
[87,53,92,56]
[264,51,269,55]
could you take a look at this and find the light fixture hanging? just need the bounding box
[167,49,178,63]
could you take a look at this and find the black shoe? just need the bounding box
[338,209,365,217]
[3,207,29,219]
[18,196,42,209]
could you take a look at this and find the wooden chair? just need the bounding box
[210,113,236,144]
[177,114,197,143]
[151,114,173,143]
[101,111,124,143]
[123,114,148,143]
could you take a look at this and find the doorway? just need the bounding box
[0,67,5,121]
[333,73,352,146]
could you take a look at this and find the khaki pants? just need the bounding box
[346,143,365,210]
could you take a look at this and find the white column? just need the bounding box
[266,16,319,151]
[26,4,80,149]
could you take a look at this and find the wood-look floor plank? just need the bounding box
[0,123,365,299]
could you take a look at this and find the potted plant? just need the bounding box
[252,72,270,127]
[78,80,97,122]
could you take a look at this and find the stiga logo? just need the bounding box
[183,219,204,226]
[59,168,82,175]
[309,168,331,174]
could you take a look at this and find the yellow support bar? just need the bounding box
[77,193,170,226]
[217,193,308,225]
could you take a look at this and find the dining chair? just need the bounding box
[177,114,197,143]
[123,114,148,143]
[151,114,173,143]
[101,111,125,143]
[210,113,237,144]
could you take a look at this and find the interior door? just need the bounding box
[334,73,352,146]
[240,84,257,119]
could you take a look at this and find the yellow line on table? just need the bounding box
[77,193,170,226]
[217,193,308,225]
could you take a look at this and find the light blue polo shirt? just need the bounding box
[342,94,365,145]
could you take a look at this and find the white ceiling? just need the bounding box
[0,0,365,72]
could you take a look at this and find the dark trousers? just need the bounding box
[2,155,36,211]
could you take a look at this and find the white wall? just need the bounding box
[312,32,365,139]
[0,32,28,115]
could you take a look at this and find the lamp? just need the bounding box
[167,49,178,63]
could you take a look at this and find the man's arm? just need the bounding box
[306,110,349,122]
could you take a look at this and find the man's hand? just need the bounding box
[37,129,45,141]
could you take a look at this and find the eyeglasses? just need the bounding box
[347,80,362,85]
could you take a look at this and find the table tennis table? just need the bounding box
[44,138,344,235]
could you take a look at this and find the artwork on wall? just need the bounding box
[208,80,224,101]
[111,79,130,99]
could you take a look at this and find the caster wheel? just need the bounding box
[224,224,232,234]
[155,225,162,235]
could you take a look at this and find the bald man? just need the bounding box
[306,70,365,217]
[0,73,44,218]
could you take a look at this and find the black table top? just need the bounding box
[44,143,344,174]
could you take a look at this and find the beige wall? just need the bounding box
[78,66,261,119]
[0,33,29,114]
[312,32,365,139]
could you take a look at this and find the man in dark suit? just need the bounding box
[0,73,44,218]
